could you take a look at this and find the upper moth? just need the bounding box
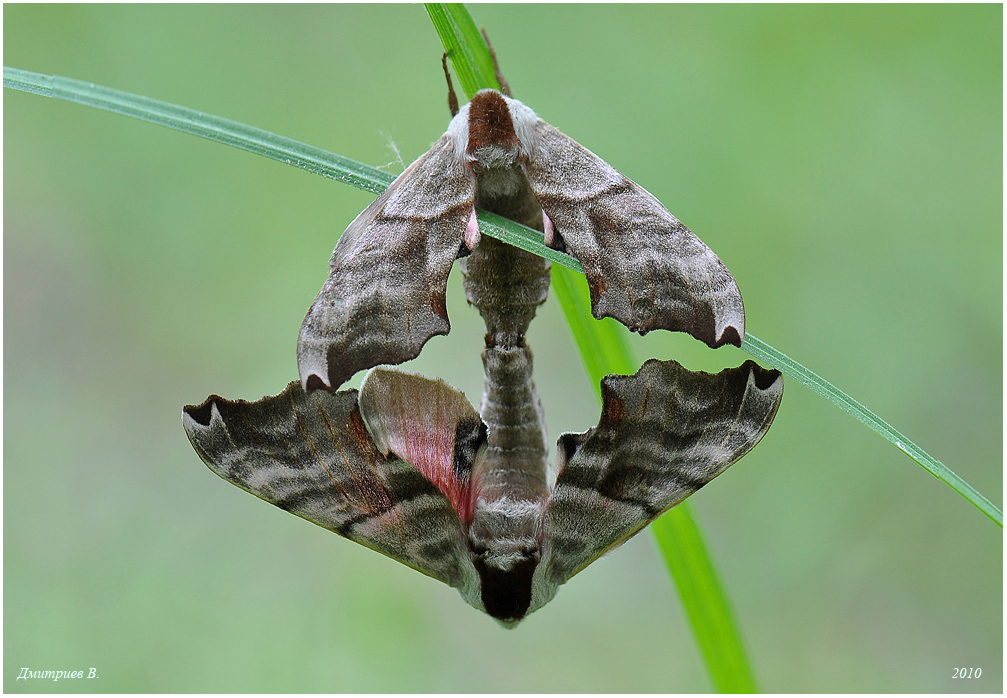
[297,81,746,392]
[184,60,782,625]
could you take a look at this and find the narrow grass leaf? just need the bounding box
[1,66,567,271]
[423,11,761,692]
[742,334,1002,527]
[424,3,500,99]
[3,67,395,195]
[652,509,758,693]
[5,62,997,525]
[551,266,637,385]
[551,266,757,693]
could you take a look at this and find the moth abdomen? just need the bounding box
[474,553,538,625]
[461,239,549,343]
[468,493,545,626]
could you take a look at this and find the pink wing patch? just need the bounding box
[358,368,484,525]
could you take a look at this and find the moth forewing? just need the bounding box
[296,136,475,393]
[523,119,746,347]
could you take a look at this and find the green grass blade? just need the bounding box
[406,12,1005,531]
[741,334,1002,527]
[651,509,758,693]
[5,61,998,530]
[551,265,757,693]
[424,3,500,99]
[1,65,567,269]
[427,10,761,691]
[550,266,637,384]
[6,55,764,691]
[478,212,584,272]
[2,66,395,195]
[8,52,997,532]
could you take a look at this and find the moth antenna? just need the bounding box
[480,28,512,97]
[442,53,460,117]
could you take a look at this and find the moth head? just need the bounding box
[446,89,538,170]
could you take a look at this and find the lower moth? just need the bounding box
[185,360,781,626]
[184,58,783,625]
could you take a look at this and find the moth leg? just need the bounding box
[480,28,512,97]
[465,207,481,250]
[442,53,459,117]
[542,210,565,251]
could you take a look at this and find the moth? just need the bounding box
[185,360,782,626]
[297,79,746,392]
[185,61,783,625]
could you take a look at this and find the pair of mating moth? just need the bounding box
[183,62,783,626]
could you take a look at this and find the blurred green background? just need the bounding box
[4,5,1001,693]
